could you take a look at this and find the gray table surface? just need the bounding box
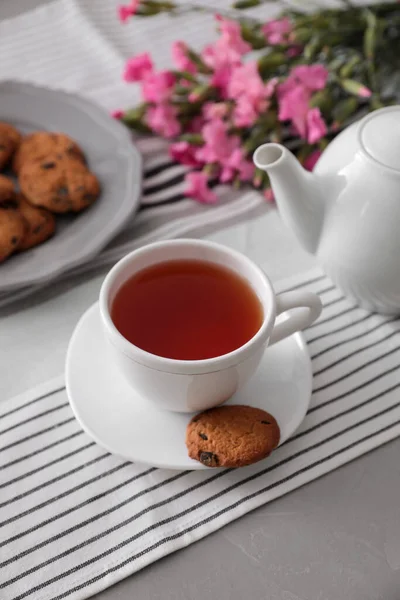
[1,1,400,599]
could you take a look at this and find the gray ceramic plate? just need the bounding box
[0,81,142,292]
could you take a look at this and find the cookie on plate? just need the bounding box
[186,405,280,468]
[0,123,21,170]
[19,154,100,213]
[13,131,85,173]
[0,205,26,262]
[17,194,56,251]
[0,175,18,208]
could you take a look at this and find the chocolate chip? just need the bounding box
[199,452,219,467]
[57,187,68,197]
[199,433,208,441]
[76,185,85,192]
[0,200,18,210]
[66,145,75,152]
[41,161,56,169]
[33,225,42,234]
[261,420,271,425]
[83,194,96,203]
[11,236,18,245]
[0,144,6,150]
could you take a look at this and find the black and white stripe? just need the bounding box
[1,270,400,600]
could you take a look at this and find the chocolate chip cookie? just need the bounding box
[19,154,100,213]
[17,195,56,251]
[0,175,18,208]
[0,206,26,262]
[0,122,21,170]
[13,131,85,174]
[186,405,280,468]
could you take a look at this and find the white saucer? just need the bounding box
[66,303,312,470]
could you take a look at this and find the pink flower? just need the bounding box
[111,109,124,119]
[262,17,292,45]
[304,150,322,171]
[146,104,181,138]
[189,116,206,133]
[306,108,327,144]
[210,65,233,98]
[171,41,197,74]
[123,53,153,82]
[233,96,265,127]
[287,45,303,58]
[264,77,278,97]
[264,188,275,202]
[216,14,251,56]
[228,62,265,101]
[357,84,372,98]
[203,102,229,120]
[290,65,329,92]
[201,45,219,70]
[220,148,254,183]
[195,118,240,164]
[118,0,140,23]
[228,63,274,127]
[185,172,217,204]
[201,15,251,70]
[277,65,329,140]
[142,70,175,102]
[278,84,310,138]
[169,141,200,167]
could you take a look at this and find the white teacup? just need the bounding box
[99,239,322,413]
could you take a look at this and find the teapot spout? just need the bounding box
[254,143,325,255]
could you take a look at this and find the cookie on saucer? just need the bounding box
[0,122,21,170]
[13,131,85,173]
[19,154,100,213]
[186,405,280,468]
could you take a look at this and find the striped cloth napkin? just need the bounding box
[1,269,400,600]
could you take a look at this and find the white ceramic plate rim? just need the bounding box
[0,80,142,292]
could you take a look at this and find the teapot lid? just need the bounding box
[360,107,400,171]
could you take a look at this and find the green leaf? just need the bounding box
[339,78,371,97]
[304,36,322,61]
[258,52,287,76]
[293,27,313,44]
[364,25,376,60]
[309,89,334,113]
[240,23,267,50]
[123,105,147,121]
[332,97,358,123]
[178,133,204,146]
[189,84,214,103]
[187,49,212,74]
[370,96,385,110]
[339,54,362,78]
[363,8,377,60]
[172,70,198,83]
[233,0,261,8]
[121,115,151,133]
[243,127,271,153]
[318,138,329,151]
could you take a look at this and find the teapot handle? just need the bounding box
[269,291,322,346]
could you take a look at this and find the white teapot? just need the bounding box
[254,106,400,314]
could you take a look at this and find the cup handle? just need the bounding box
[269,291,322,346]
